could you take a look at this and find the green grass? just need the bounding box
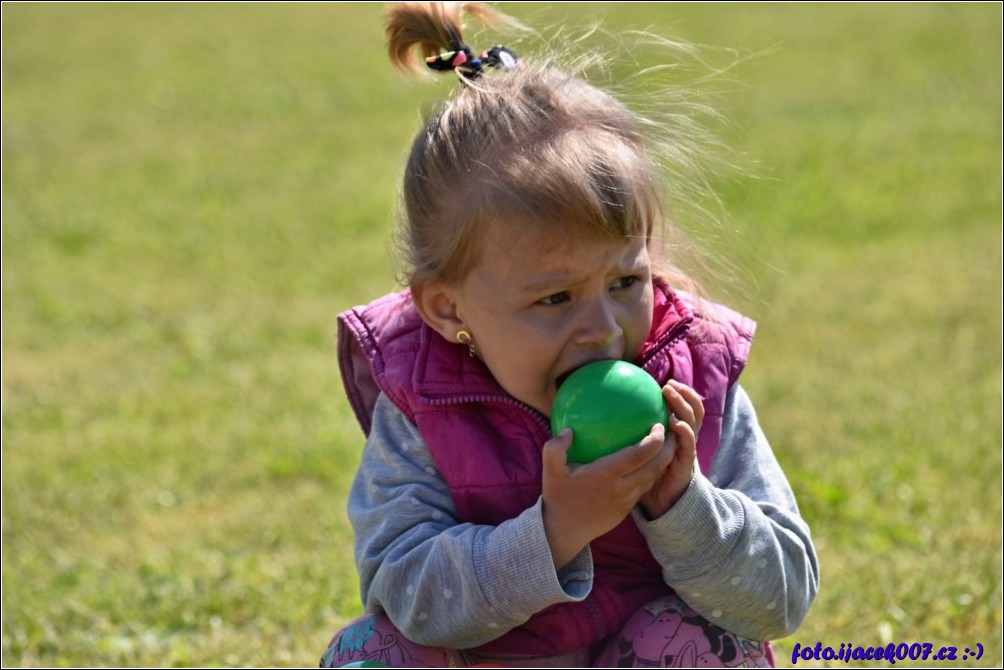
[3,3,1001,667]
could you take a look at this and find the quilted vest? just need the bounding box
[337,278,756,656]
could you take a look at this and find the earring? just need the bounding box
[455,330,476,357]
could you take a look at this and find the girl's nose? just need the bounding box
[574,299,622,348]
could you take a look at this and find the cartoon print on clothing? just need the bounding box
[607,595,771,668]
[320,613,457,668]
[321,614,411,666]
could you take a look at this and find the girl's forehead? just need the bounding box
[475,217,649,281]
[490,217,569,251]
[485,215,607,249]
[485,215,647,256]
[480,218,591,271]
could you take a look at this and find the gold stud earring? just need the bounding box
[455,330,476,357]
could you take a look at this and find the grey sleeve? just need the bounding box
[348,393,593,649]
[632,384,819,640]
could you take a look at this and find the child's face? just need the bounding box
[453,219,655,418]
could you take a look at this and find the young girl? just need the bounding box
[321,2,818,667]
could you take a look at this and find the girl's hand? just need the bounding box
[638,380,705,519]
[540,423,672,569]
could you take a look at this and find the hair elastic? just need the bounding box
[426,44,522,79]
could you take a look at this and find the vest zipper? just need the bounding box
[423,393,553,434]
[638,318,691,373]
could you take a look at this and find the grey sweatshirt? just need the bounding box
[347,384,819,650]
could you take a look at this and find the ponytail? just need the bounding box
[383,1,509,74]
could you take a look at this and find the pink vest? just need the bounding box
[338,278,755,656]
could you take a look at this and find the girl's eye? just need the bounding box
[612,276,640,290]
[537,291,570,306]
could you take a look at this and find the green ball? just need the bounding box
[551,360,669,464]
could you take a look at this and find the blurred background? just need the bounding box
[3,3,1001,667]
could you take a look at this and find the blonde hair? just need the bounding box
[385,2,739,296]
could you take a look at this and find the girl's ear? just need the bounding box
[411,281,467,341]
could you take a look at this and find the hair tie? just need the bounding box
[425,44,522,79]
[479,45,522,71]
[426,46,477,72]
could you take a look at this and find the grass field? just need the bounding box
[2,3,1001,667]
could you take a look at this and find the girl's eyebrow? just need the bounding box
[519,273,577,294]
[518,251,648,294]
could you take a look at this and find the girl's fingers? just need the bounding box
[597,422,666,475]
[665,380,705,433]
[542,428,573,473]
[667,414,696,446]
[613,424,675,495]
